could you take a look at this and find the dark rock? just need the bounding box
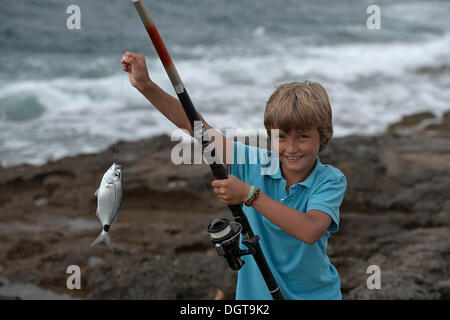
[0,111,449,299]
[7,239,46,260]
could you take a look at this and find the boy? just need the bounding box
[121,52,347,300]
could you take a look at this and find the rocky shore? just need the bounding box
[0,111,449,300]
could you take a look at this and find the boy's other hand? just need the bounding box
[121,51,152,92]
[212,174,250,205]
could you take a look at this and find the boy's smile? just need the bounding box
[273,127,321,185]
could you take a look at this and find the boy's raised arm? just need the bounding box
[121,51,234,165]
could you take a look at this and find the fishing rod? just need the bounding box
[132,0,284,300]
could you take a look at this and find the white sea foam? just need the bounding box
[0,30,449,166]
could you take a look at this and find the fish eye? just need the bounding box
[114,172,120,178]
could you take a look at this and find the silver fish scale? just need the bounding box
[91,163,123,251]
[97,182,122,226]
[95,163,123,227]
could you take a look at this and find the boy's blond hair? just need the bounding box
[264,81,333,152]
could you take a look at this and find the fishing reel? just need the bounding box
[207,218,259,271]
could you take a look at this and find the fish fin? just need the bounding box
[94,188,99,197]
[91,231,114,253]
[104,234,114,252]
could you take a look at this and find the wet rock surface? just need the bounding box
[0,112,449,300]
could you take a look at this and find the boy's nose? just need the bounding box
[286,139,298,153]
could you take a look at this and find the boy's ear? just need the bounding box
[318,132,326,152]
[319,138,328,152]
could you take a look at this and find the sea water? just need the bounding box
[0,0,449,166]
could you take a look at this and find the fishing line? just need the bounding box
[113,7,129,165]
[113,71,125,164]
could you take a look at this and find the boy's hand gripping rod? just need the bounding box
[132,0,283,300]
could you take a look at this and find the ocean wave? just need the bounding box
[1,0,449,166]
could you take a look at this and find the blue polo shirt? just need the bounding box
[228,141,347,300]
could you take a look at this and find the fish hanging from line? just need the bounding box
[91,163,123,252]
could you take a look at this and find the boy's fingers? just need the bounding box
[121,52,129,63]
[212,178,231,187]
[123,50,136,59]
[122,55,135,64]
[211,180,222,187]
[122,51,138,63]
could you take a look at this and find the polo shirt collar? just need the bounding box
[268,155,322,189]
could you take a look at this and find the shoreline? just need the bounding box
[0,110,449,299]
[1,109,449,170]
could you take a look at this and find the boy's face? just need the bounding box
[272,127,321,181]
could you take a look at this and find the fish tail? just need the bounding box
[91,231,114,252]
